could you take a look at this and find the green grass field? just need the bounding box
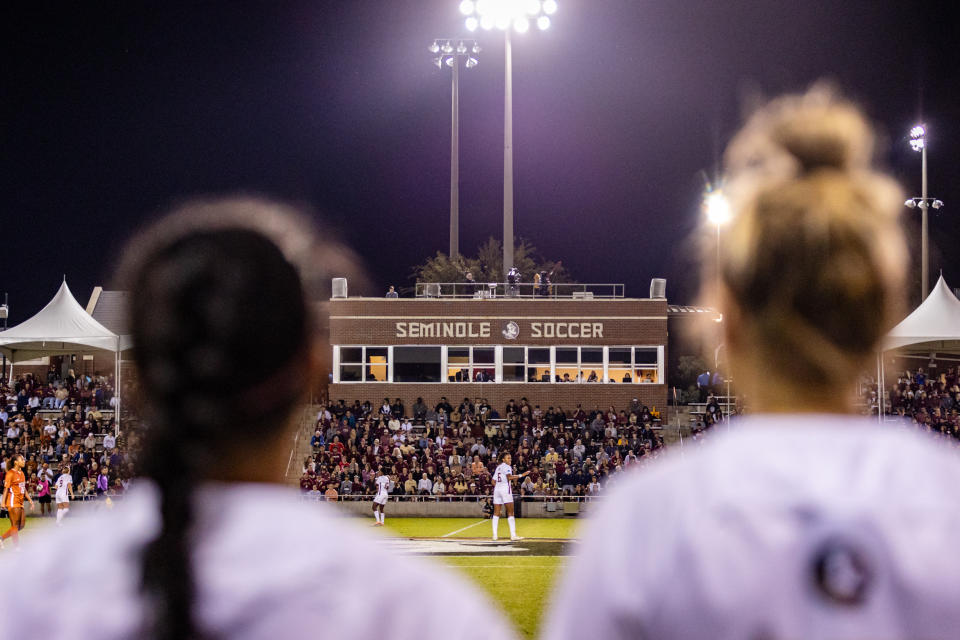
[374,517,577,638]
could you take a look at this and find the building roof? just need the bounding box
[86,287,131,336]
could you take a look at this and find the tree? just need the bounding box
[412,237,569,284]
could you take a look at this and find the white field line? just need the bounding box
[441,519,489,538]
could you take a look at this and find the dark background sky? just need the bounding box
[2,1,958,323]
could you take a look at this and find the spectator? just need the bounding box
[385,285,399,298]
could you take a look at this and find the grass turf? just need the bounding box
[443,555,564,639]
[372,517,576,638]
[377,516,579,540]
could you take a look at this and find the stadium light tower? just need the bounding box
[460,0,558,278]
[704,190,731,298]
[904,125,944,301]
[430,38,481,260]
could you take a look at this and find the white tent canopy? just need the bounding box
[0,281,124,433]
[883,275,960,354]
[0,281,122,361]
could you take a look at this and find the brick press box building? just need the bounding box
[326,282,669,416]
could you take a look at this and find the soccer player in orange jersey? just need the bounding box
[1,454,35,549]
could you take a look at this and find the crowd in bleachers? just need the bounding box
[883,366,960,438]
[1,370,135,508]
[300,396,666,501]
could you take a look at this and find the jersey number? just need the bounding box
[496,473,502,482]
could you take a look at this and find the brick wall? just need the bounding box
[328,297,667,346]
[330,382,668,416]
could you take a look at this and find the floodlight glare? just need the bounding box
[514,17,530,33]
[537,15,551,30]
[495,14,511,30]
[543,0,558,15]
[457,41,468,54]
[910,125,926,139]
[466,56,479,68]
[429,41,441,53]
[910,138,925,152]
[525,0,541,15]
[442,42,454,53]
[704,192,732,225]
[459,0,476,15]
[465,17,479,31]
[480,14,494,30]
[472,43,481,54]
[445,56,455,67]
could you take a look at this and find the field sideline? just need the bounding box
[372,517,579,638]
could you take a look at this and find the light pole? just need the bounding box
[460,0,558,277]
[704,190,731,297]
[905,125,944,301]
[430,38,480,259]
[0,293,7,383]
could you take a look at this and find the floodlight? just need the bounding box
[442,42,454,53]
[459,0,475,15]
[910,138,925,152]
[543,0,558,15]
[910,125,926,139]
[495,14,511,30]
[433,57,444,69]
[445,56,455,67]
[704,192,731,225]
[429,41,440,53]
[525,0,541,15]
[480,14,494,30]
[537,15,551,30]
[933,200,944,209]
[905,199,917,208]
[466,56,479,68]
[465,16,479,31]
[457,41,468,54]
[514,17,530,33]
[472,43,481,54]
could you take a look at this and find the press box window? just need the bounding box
[394,346,442,383]
[338,346,388,382]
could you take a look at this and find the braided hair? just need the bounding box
[118,197,335,640]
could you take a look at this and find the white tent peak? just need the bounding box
[883,275,960,352]
[0,280,120,361]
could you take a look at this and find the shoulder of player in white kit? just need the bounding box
[544,416,960,639]
[0,482,520,640]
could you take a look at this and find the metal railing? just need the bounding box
[298,493,601,503]
[414,282,625,299]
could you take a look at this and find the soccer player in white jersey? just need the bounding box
[54,465,75,526]
[545,89,960,639]
[372,466,390,526]
[492,452,529,541]
[0,199,517,640]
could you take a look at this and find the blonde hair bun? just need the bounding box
[726,87,873,181]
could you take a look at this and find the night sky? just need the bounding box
[2,1,958,323]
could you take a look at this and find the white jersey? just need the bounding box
[0,482,517,640]
[375,475,390,498]
[54,474,73,501]
[493,463,512,491]
[546,414,960,640]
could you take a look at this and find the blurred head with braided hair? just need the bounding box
[117,196,354,639]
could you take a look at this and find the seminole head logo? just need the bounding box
[502,321,519,340]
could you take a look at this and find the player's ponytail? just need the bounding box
[119,197,352,639]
